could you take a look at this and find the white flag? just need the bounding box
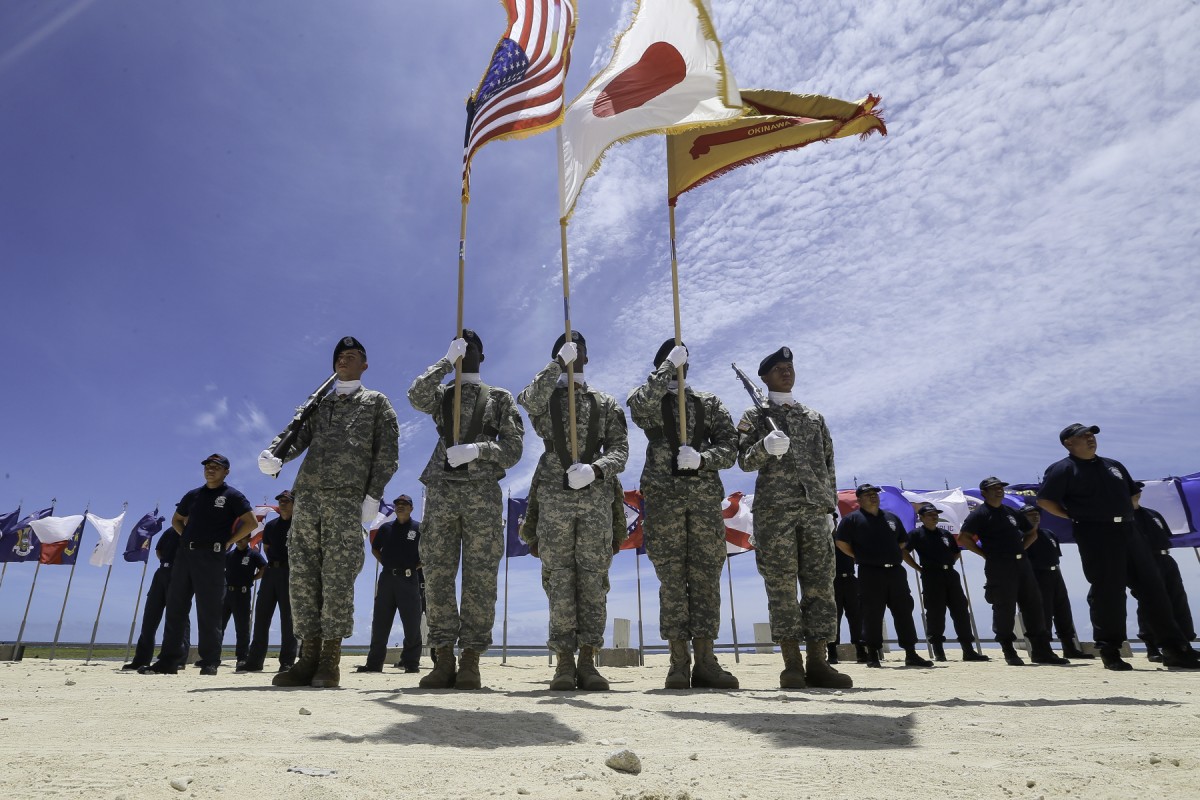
[29,514,86,544]
[558,0,743,218]
[901,488,971,537]
[86,510,127,567]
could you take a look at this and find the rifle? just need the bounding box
[268,373,337,470]
[730,363,780,432]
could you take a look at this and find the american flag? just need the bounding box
[462,0,576,195]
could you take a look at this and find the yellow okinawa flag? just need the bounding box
[666,89,885,201]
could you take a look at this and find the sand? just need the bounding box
[1,650,1196,800]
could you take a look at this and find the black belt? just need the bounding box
[837,573,854,578]
[187,542,223,552]
[1075,516,1126,524]
[227,585,250,593]
[269,561,288,569]
[386,567,416,577]
[159,562,171,569]
[1159,549,1169,555]
[934,565,952,570]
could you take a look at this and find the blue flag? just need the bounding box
[0,507,19,536]
[0,507,53,563]
[122,509,165,563]
[506,497,531,557]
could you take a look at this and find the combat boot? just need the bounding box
[1100,647,1133,671]
[419,645,457,688]
[549,650,577,690]
[904,647,934,667]
[960,640,990,662]
[855,644,872,664]
[1144,642,1163,663]
[309,639,342,688]
[778,640,806,688]
[272,639,322,687]
[1030,640,1070,665]
[664,640,690,690]
[1000,642,1025,666]
[805,639,853,688]
[691,638,739,689]
[826,643,839,664]
[930,641,947,662]
[1160,643,1200,669]
[1061,641,1094,660]
[455,649,482,689]
[576,645,610,691]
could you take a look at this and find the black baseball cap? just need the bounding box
[393,494,414,507]
[1020,504,1039,514]
[201,453,230,468]
[1059,423,1099,442]
[1132,481,1145,493]
[916,504,941,516]
[979,477,1009,490]
[855,483,882,496]
[275,489,294,502]
[758,346,793,377]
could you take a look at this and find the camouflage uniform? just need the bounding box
[628,361,737,640]
[270,386,399,640]
[736,401,837,642]
[408,361,524,652]
[518,362,628,652]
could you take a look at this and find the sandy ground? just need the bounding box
[1,649,1197,800]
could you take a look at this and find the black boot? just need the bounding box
[1030,640,1070,665]
[1144,642,1163,663]
[930,641,947,662]
[1001,642,1025,666]
[1060,640,1094,660]
[904,647,933,667]
[1160,643,1200,669]
[1100,647,1132,671]
[855,644,872,664]
[960,640,990,662]
[826,643,839,665]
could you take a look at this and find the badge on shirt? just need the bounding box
[1155,518,1165,529]
[887,520,896,531]
[1108,466,1122,479]
[737,420,753,433]
[241,556,250,565]
[1006,513,1017,527]
[407,531,417,541]
[215,496,226,508]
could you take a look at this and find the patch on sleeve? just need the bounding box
[737,420,753,433]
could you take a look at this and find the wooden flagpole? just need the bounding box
[665,146,687,442]
[51,504,88,660]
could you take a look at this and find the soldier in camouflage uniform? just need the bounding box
[628,338,739,690]
[407,330,524,689]
[736,347,851,689]
[518,330,628,691]
[258,336,399,688]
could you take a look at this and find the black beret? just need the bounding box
[461,328,484,356]
[757,346,793,377]
[333,336,367,368]
[653,338,685,368]
[551,330,586,358]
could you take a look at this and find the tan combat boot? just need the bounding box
[419,645,457,688]
[576,645,610,691]
[310,639,342,688]
[549,651,577,691]
[664,640,691,690]
[272,638,321,687]
[779,640,807,689]
[691,638,739,689]
[455,649,482,690]
[805,639,853,688]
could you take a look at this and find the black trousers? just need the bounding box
[858,564,918,650]
[1075,519,1185,649]
[221,584,253,662]
[159,545,225,668]
[1136,553,1196,644]
[921,567,975,643]
[246,565,296,667]
[366,569,424,670]
[132,566,191,667]
[833,572,862,645]
[983,556,1047,644]
[1034,568,1079,641]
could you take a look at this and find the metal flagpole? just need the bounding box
[87,563,115,664]
[0,563,6,594]
[125,560,149,662]
[634,548,645,666]
[913,570,932,658]
[502,489,510,664]
[958,559,984,650]
[16,498,55,651]
[51,506,89,660]
[725,556,740,663]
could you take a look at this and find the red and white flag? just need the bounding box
[247,505,276,548]
[722,492,754,554]
[558,0,743,218]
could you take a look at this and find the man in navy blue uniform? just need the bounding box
[1022,504,1093,659]
[221,537,266,668]
[1038,424,1199,670]
[143,454,258,676]
[830,529,865,664]
[835,484,933,668]
[959,477,1068,667]
[122,526,191,670]
[241,490,297,673]
[356,494,424,674]
[1131,483,1196,662]
[905,504,988,663]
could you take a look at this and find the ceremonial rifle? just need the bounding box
[269,373,337,471]
[730,363,780,432]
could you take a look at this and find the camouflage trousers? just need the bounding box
[420,480,503,653]
[643,489,727,640]
[537,480,614,652]
[752,503,836,642]
[289,488,367,641]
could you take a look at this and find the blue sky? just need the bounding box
[2,0,1198,653]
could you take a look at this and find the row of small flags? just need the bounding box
[6,471,1198,568]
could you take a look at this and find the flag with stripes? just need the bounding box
[462,0,577,196]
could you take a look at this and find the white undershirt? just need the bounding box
[460,373,482,384]
[335,380,362,395]
[768,390,795,406]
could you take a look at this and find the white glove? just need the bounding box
[666,345,688,369]
[445,338,468,364]
[566,463,596,490]
[361,496,380,525]
[763,430,791,456]
[556,342,578,367]
[258,449,283,476]
[676,445,702,471]
[446,443,480,468]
